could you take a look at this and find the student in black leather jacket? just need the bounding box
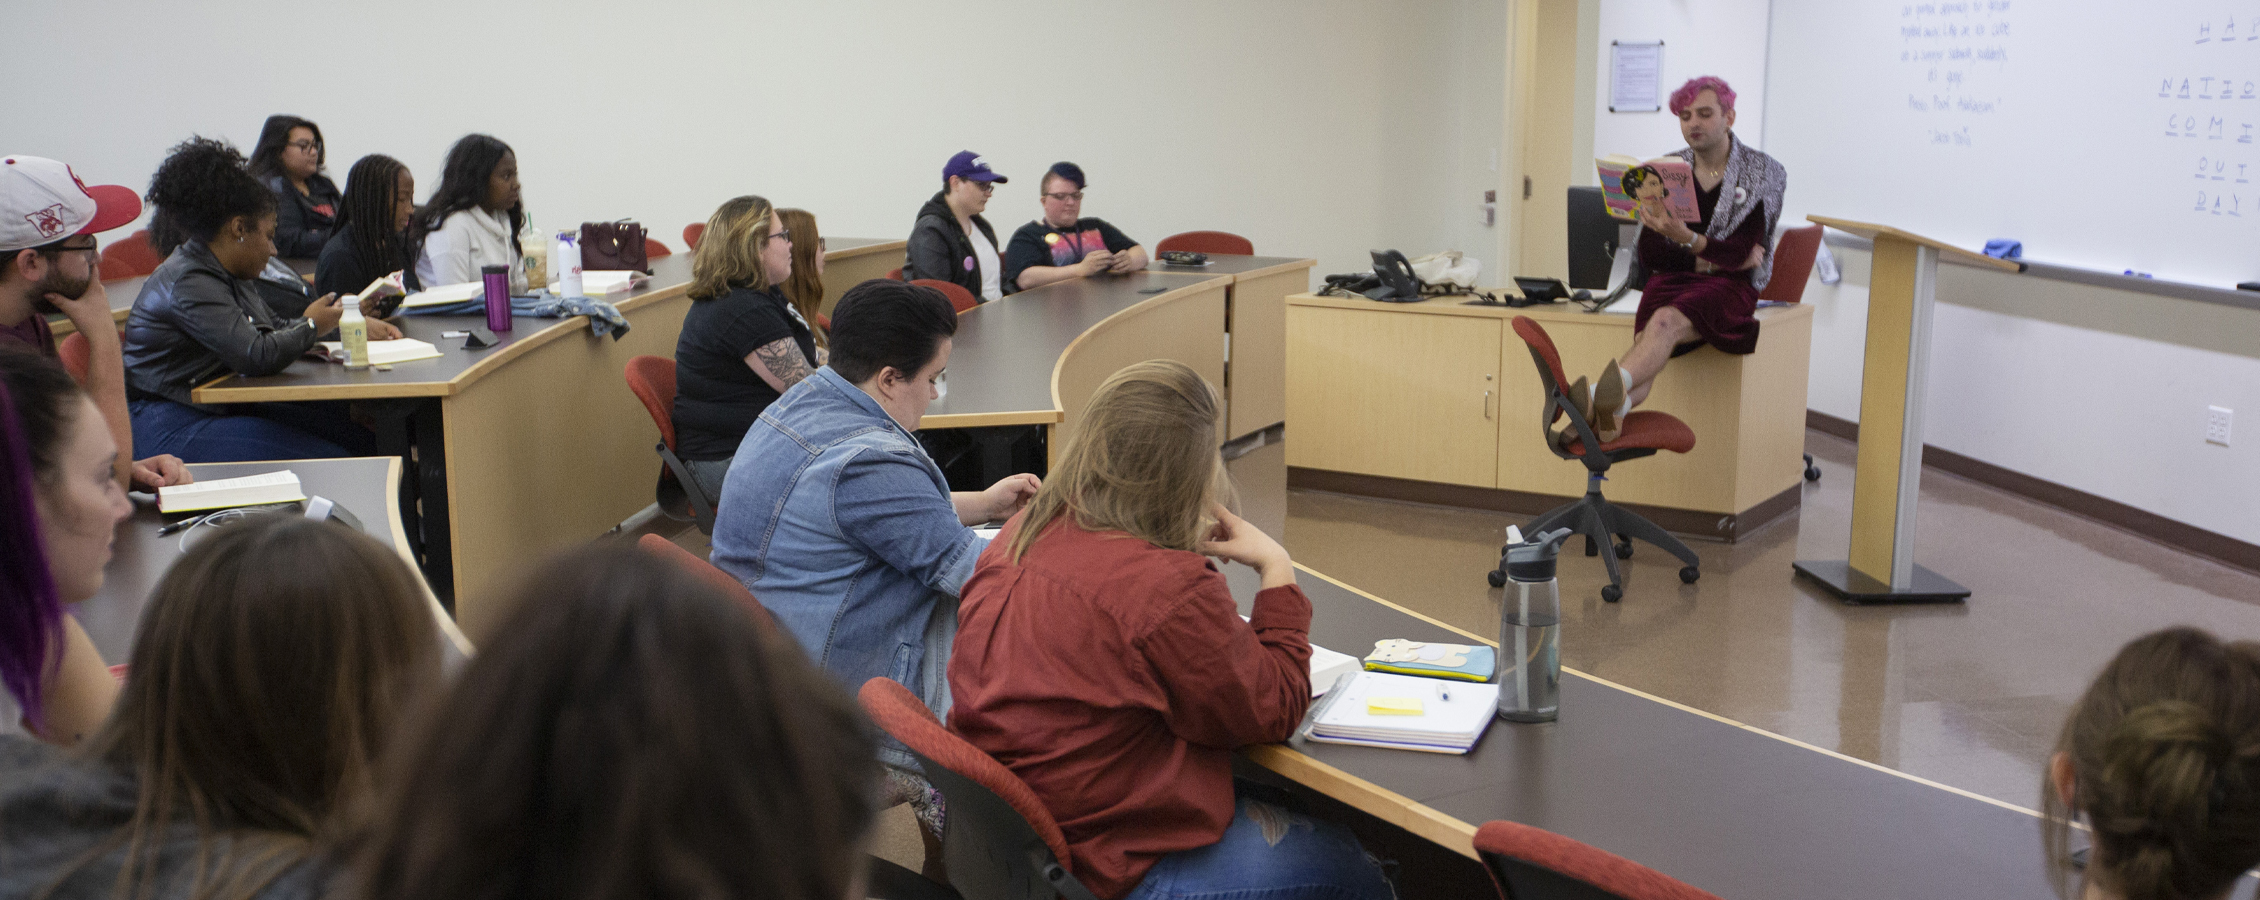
[904,151,1007,303]
[124,138,394,462]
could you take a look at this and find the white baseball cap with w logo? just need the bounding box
[0,155,141,254]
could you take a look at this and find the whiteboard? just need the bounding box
[1767,1,2260,286]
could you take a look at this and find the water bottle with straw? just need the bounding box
[1498,526,1571,722]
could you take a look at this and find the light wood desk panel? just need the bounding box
[816,238,905,318]
[1286,304,1503,488]
[1287,292,1814,539]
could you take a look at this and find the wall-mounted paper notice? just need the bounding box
[1610,40,1664,113]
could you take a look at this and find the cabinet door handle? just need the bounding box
[1484,389,1494,420]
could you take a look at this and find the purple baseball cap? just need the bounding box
[942,151,1008,185]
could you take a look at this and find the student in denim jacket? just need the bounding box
[708,279,1037,760]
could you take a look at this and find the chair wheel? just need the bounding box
[1487,569,1506,588]
[1679,566,1700,584]
[1804,465,1822,482]
[1584,536,1599,557]
[1614,538,1633,559]
[1601,585,1623,602]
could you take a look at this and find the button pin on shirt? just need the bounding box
[963,257,974,271]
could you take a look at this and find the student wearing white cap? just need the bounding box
[0,156,188,490]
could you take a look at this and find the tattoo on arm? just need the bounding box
[750,337,815,391]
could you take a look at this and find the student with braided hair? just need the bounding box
[2044,627,2260,900]
[316,154,420,299]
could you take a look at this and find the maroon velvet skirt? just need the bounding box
[1634,271,1761,355]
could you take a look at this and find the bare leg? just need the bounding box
[1622,306,1698,408]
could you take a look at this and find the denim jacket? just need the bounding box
[710,367,984,751]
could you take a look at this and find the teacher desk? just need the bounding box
[1227,563,2079,899]
[1286,293,1814,541]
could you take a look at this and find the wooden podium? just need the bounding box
[1792,217,2020,603]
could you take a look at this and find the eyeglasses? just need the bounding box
[287,140,321,153]
[969,181,995,194]
[1042,191,1084,202]
[37,238,97,257]
[767,228,792,244]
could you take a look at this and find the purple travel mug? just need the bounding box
[481,265,512,332]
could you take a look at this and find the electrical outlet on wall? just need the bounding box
[2207,406,2234,446]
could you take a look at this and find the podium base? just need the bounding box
[1791,560,1969,604]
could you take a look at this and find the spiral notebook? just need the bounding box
[1300,670,1500,754]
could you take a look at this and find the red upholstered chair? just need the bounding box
[622,355,717,535]
[57,330,92,386]
[682,222,705,250]
[98,229,161,280]
[886,266,905,281]
[858,678,1102,900]
[1156,230,1254,256]
[1755,224,1823,304]
[1756,224,1827,482]
[1487,316,1700,602]
[1475,821,1724,900]
[632,534,773,631]
[910,278,980,314]
[643,237,671,259]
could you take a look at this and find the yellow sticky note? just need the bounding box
[1367,696,1425,716]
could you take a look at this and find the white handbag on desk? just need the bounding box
[1409,250,1482,288]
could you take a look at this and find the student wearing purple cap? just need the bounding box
[0,155,190,492]
[905,151,1007,303]
[1002,162,1146,293]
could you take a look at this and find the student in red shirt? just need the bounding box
[949,360,1392,900]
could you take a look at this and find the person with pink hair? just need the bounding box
[1573,75,1787,444]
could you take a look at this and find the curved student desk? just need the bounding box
[78,457,471,667]
[1227,564,2076,899]
[174,241,892,641]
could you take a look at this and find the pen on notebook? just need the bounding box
[1436,684,1451,702]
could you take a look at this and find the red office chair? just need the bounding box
[1476,821,1724,900]
[682,222,706,250]
[859,678,1101,900]
[644,237,671,259]
[98,229,161,280]
[1156,230,1254,256]
[622,355,717,535]
[57,330,92,386]
[1487,316,1699,603]
[1758,224,1826,482]
[911,278,980,314]
[886,266,905,281]
[632,533,773,631]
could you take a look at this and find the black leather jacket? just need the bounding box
[124,242,319,409]
[904,192,997,300]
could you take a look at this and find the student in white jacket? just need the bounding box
[411,134,527,293]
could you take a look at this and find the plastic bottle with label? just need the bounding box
[339,298,369,369]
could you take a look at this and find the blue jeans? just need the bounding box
[1125,798,1395,900]
[130,398,376,463]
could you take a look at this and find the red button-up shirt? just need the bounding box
[948,513,1314,899]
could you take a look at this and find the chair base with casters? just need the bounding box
[1488,468,1701,603]
[1491,316,1700,603]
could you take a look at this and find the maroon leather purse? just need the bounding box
[579,220,651,274]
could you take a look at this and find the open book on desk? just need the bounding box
[311,338,443,365]
[1301,670,1500,754]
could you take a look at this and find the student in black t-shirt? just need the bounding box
[672,196,818,500]
[1003,162,1147,293]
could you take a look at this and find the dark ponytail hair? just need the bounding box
[0,346,88,732]
[246,114,324,180]
[339,154,411,285]
[145,136,276,255]
[2045,627,2260,900]
[407,134,521,265]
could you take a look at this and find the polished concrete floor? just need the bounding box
[1248,430,2260,810]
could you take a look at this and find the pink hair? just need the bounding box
[1668,76,1736,115]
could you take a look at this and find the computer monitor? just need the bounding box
[1566,186,1635,291]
